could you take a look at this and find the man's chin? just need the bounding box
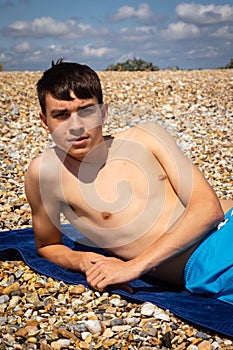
[67,149,88,161]
[54,145,87,161]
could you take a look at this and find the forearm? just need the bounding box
[38,244,84,272]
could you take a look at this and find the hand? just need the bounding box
[85,256,141,292]
[78,252,107,273]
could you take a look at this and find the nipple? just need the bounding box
[158,174,167,181]
[101,212,112,220]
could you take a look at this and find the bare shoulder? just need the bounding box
[135,122,178,146]
[113,121,170,138]
[25,153,43,184]
[113,122,178,152]
[26,148,57,178]
[25,148,60,198]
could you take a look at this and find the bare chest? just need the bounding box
[61,154,167,219]
[58,153,176,249]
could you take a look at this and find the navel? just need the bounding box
[101,212,112,220]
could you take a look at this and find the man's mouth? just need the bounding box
[68,135,89,147]
[69,135,89,142]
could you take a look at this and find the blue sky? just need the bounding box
[0,0,233,71]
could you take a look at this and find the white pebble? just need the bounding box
[81,331,92,340]
[0,295,9,304]
[153,309,170,321]
[85,319,102,334]
[51,339,71,349]
[110,298,121,307]
[9,295,21,309]
[141,302,155,316]
[112,325,131,332]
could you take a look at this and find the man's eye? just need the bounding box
[55,113,69,119]
[78,106,97,118]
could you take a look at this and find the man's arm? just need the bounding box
[133,122,224,267]
[25,156,105,273]
[86,122,224,290]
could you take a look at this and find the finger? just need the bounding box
[96,278,109,291]
[86,265,105,284]
[86,259,107,275]
[88,269,112,291]
[90,257,104,264]
[86,263,102,277]
[86,268,101,283]
[86,267,108,286]
[87,273,104,289]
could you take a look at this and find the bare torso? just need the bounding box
[39,130,231,286]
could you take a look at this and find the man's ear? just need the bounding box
[101,103,108,124]
[40,112,50,134]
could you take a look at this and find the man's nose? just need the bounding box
[68,113,84,135]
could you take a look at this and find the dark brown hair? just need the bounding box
[37,59,103,115]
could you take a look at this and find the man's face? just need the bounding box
[41,91,106,161]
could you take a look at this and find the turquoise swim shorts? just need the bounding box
[184,208,233,305]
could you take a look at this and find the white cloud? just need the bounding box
[0,52,9,62]
[10,20,30,31]
[113,52,135,63]
[47,44,72,57]
[4,17,71,37]
[176,3,233,25]
[186,46,219,59]
[119,25,157,42]
[135,25,156,34]
[78,23,92,32]
[82,45,116,58]
[32,17,69,36]
[111,3,154,22]
[14,41,31,53]
[162,21,200,40]
[148,48,169,56]
[2,17,109,39]
[112,5,136,21]
[24,51,43,64]
[137,3,153,21]
[211,25,233,40]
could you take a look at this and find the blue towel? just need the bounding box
[0,224,233,338]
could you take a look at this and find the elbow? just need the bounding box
[37,244,54,260]
[37,246,47,259]
[208,200,224,228]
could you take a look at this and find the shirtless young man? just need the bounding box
[25,60,233,304]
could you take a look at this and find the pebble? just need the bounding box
[85,319,102,334]
[69,284,86,295]
[141,302,155,316]
[198,340,212,350]
[153,308,170,322]
[0,70,233,348]
[8,295,21,309]
[0,295,9,304]
[111,324,132,332]
[51,339,71,349]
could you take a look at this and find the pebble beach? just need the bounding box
[0,69,233,349]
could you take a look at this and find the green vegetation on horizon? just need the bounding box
[0,57,233,72]
[105,57,233,71]
[225,58,233,69]
[105,58,159,71]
